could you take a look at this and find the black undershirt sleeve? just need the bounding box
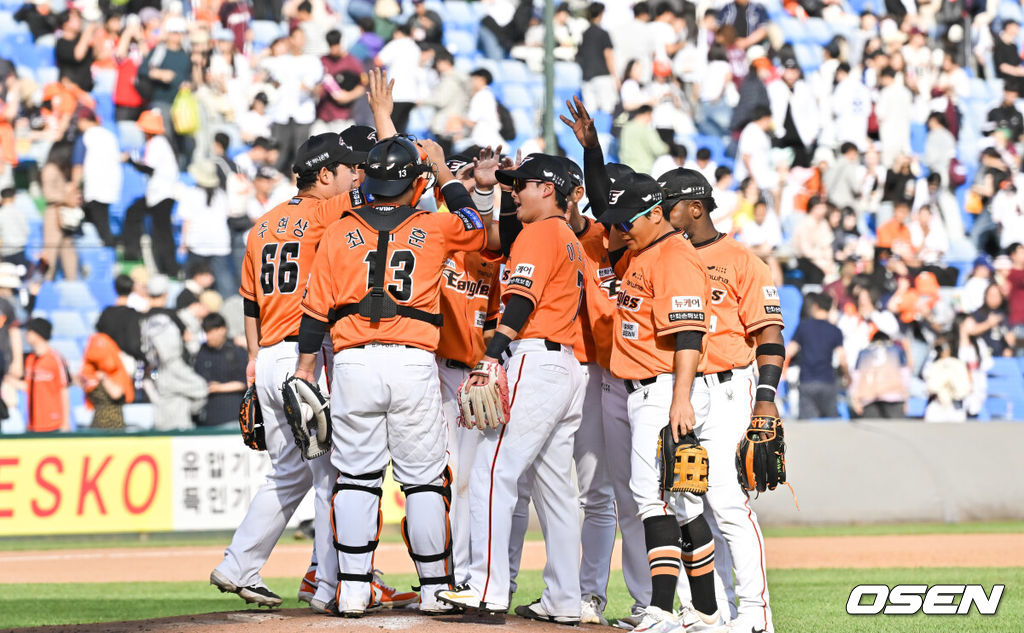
[675,330,704,351]
[483,294,535,358]
[297,314,328,355]
[498,190,522,258]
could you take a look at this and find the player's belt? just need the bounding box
[283,335,299,343]
[350,343,417,349]
[696,368,733,384]
[444,358,471,370]
[624,376,659,394]
[500,339,563,364]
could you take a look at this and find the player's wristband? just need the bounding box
[756,364,782,402]
[297,314,328,355]
[484,332,513,360]
[756,342,786,359]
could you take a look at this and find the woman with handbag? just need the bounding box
[40,140,80,280]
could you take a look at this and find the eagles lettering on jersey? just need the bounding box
[442,263,493,299]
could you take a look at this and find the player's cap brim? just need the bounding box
[495,168,529,188]
[363,175,415,198]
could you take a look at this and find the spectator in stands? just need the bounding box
[179,160,235,298]
[0,263,23,427]
[263,27,323,171]
[876,198,914,262]
[145,274,185,333]
[965,282,1015,357]
[246,165,286,221]
[193,312,247,427]
[122,109,180,276]
[908,206,952,274]
[40,140,79,281]
[1005,242,1024,353]
[876,67,913,167]
[730,57,772,134]
[289,0,329,58]
[619,105,668,175]
[95,274,144,362]
[71,105,120,248]
[716,0,770,50]
[787,292,848,419]
[55,8,97,93]
[994,20,1024,95]
[143,302,207,430]
[577,3,618,115]
[792,196,835,285]
[112,14,149,141]
[688,147,718,185]
[734,105,778,191]
[923,112,956,190]
[138,17,192,169]
[175,259,216,313]
[825,143,863,213]
[462,68,503,150]
[923,334,972,422]
[422,49,469,155]
[960,256,994,313]
[349,17,384,63]
[21,317,70,432]
[512,2,581,72]
[218,0,252,51]
[477,0,529,61]
[407,0,445,51]
[315,30,366,135]
[849,331,910,418]
[14,0,58,43]
[830,62,871,152]
[0,188,29,268]
[234,136,275,180]
[768,56,818,168]
[987,87,1024,141]
[375,25,424,133]
[80,331,134,429]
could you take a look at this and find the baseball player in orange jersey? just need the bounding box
[293,135,490,616]
[597,171,726,632]
[659,168,785,633]
[504,157,618,625]
[211,132,365,610]
[435,154,586,624]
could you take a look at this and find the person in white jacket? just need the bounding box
[768,56,819,167]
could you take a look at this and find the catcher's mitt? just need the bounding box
[239,384,266,451]
[658,427,708,495]
[736,415,786,493]
[281,375,331,460]
[457,360,511,430]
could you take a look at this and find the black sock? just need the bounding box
[643,515,682,611]
[680,515,717,616]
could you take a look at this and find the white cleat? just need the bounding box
[434,585,507,613]
[631,605,681,633]
[674,605,727,631]
[580,594,609,625]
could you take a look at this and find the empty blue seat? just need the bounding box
[50,338,83,367]
[499,59,530,83]
[985,358,1024,419]
[910,122,927,155]
[443,28,477,57]
[50,310,91,338]
[906,396,927,418]
[779,285,802,343]
[251,20,283,45]
[554,62,582,89]
[500,83,534,109]
[793,43,823,72]
[511,108,537,139]
[444,0,478,27]
[55,280,99,310]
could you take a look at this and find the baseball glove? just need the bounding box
[736,415,786,493]
[658,427,708,495]
[457,360,511,430]
[281,376,331,460]
[238,384,266,451]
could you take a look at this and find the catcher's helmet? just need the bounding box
[361,136,432,198]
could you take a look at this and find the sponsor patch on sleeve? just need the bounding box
[669,311,705,322]
[453,207,484,231]
[672,295,703,310]
[763,286,780,300]
[764,305,782,314]
[598,266,614,278]
[513,263,535,278]
[474,310,486,329]
[621,322,639,339]
[508,277,534,289]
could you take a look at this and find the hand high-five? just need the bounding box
[473,146,502,188]
[367,68,394,116]
[560,95,599,150]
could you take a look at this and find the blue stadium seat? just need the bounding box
[251,20,283,45]
[50,338,83,368]
[592,111,613,136]
[444,0,478,27]
[793,43,823,72]
[985,358,1024,420]
[802,18,835,46]
[443,28,477,57]
[906,396,927,418]
[693,134,726,165]
[50,310,91,339]
[55,280,99,310]
[405,106,432,138]
[554,62,582,89]
[910,122,927,155]
[500,83,534,110]
[779,285,802,343]
[511,108,537,140]
[499,59,530,84]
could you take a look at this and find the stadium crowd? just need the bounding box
[0,0,1023,432]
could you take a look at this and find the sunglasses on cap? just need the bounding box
[512,178,545,193]
[615,201,661,233]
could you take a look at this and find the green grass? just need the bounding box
[761,520,1024,538]
[1,567,1021,632]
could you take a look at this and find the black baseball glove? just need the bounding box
[239,384,266,451]
[736,415,786,493]
[658,426,708,495]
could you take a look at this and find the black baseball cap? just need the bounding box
[340,125,378,153]
[597,172,664,229]
[445,151,476,174]
[496,153,572,196]
[292,133,365,177]
[255,165,279,180]
[25,317,52,341]
[605,162,635,183]
[658,167,714,204]
[555,156,584,189]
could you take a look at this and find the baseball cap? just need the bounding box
[658,167,714,206]
[556,156,584,189]
[25,317,53,341]
[292,133,365,177]
[605,163,636,183]
[495,153,572,196]
[972,254,994,271]
[255,165,279,180]
[339,125,378,154]
[445,151,476,175]
[147,274,169,297]
[780,56,800,70]
[597,172,664,231]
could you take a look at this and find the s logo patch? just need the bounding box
[710,288,726,304]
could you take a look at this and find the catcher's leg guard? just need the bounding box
[331,470,384,613]
[400,466,455,597]
[679,514,717,616]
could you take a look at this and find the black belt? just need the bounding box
[499,339,562,365]
[284,335,299,343]
[350,343,416,349]
[444,359,471,370]
[696,369,733,383]
[624,376,658,394]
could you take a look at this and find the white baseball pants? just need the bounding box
[467,339,585,617]
[437,357,477,585]
[215,340,338,603]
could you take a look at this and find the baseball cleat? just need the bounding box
[297,566,317,604]
[434,585,507,613]
[674,605,726,631]
[371,569,418,608]
[514,599,580,626]
[417,594,463,615]
[210,569,283,608]
[615,605,647,630]
[309,598,338,615]
[631,605,680,633]
[581,595,609,625]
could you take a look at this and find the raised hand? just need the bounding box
[473,145,501,188]
[367,68,397,137]
[559,95,599,149]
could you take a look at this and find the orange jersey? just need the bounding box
[694,235,784,373]
[502,216,586,349]
[240,194,351,346]
[25,349,69,432]
[301,205,487,352]
[576,218,618,368]
[437,250,503,366]
[610,231,711,380]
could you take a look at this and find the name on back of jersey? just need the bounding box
[257,216,311,239]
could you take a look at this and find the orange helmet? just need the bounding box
[136,109,165,136]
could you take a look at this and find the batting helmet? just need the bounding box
[361,136,433,198]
